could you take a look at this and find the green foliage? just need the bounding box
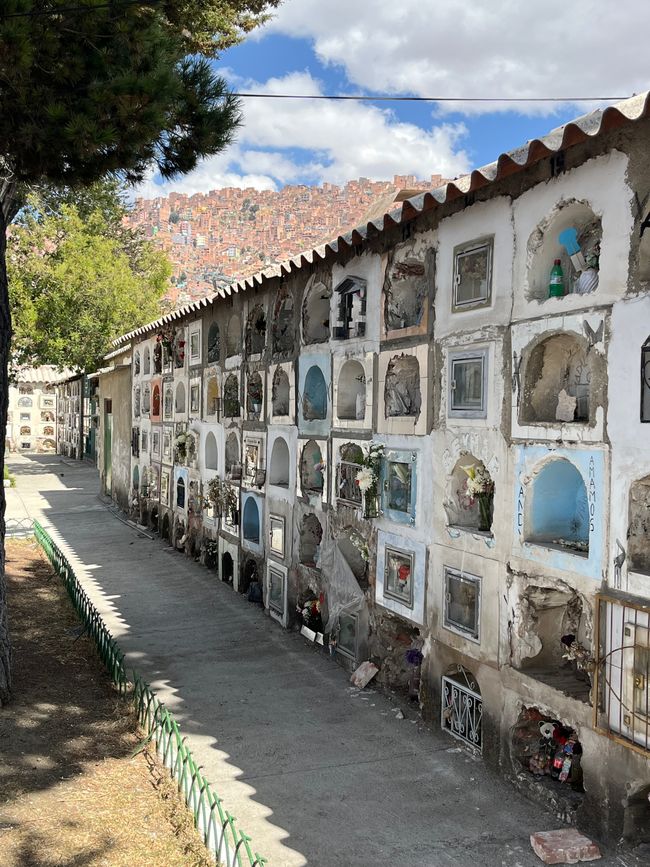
[0,1,276,190]
[3,466,16,488]
[8,183,171,371]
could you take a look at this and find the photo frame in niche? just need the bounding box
[443,567,481,641]
[244,440,260,483]
[381,449,417,524]
[384,546,414,609]
[189,330,200,361]
[190,383,200,414]
[269,514,285,557]
[160,470,169,505]
[268,566,285,617]
[453,237,493,309]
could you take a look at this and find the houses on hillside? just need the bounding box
[94,92,650,846]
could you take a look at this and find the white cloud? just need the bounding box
[134,70,470,197]
[262,0,648,115]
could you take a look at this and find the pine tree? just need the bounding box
[0,0,280,704]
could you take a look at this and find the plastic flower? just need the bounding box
[355,467,374,492]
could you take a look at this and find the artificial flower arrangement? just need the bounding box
[355,442,384,518]
[461,463,495,532]
[299,593,324,633]
[206,477,239,520]
[174,431,187,462]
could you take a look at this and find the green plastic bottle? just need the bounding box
[549,258,565,298]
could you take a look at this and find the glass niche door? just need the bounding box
[380,449,417,525]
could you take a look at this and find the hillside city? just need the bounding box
[127,174,446,305]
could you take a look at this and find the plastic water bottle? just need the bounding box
[549,259,565,298]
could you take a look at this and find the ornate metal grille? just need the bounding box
[441,670,483,753]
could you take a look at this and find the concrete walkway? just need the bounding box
[4,454,623,867]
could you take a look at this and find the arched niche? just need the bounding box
[226,313,241,357]
[337,359,366,420]
[525,459,589,554]
[384,354,421,417]
[521,332,594,424]
[133,465,140,491]
[269,437,290,487]
[527,199,602,302]
[243,497,261,543]
[143,383,151,414]
[42,438,55,450]
[206,376,219,415]
[445,455,494,533]
[299,513,323,567]
[223,374,239,417]
[272,367,290,416]
[337,529,367,581]
[176,476,186,508]
[205,432,218,471]
[175,381,186,414]
[628,475,650,574]
[134,386,141,418]
[272,291,294,354]
[240,558,259,596]
[207,322,220,363]
[302,365,327,420]
[43,425,54,436]
[221,551,234,584]
[143,346,151,374]
[20,425,31,436]
[302,279,331,343]
[152,385,161,416]
[247,372,264,420]
[225,432,240,479]
[17,396,32,407]
[134,350,141,375]
[300,440,324,493]
[246,305,266,356]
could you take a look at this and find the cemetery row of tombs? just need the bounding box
[113,133,650,840]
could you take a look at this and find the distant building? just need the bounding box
[5,366,71,455]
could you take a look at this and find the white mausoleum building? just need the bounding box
[101,92,650,845]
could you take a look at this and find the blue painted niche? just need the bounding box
[528,459,589,548]
[298,354,331,435]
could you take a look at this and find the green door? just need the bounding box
[104,399,112,495]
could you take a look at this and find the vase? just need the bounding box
[477,493,493,532]
[363,488,379,519]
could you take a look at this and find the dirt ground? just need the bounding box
[0,539,212,867]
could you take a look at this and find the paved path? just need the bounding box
[4,454,625,867]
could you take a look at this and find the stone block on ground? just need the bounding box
[530,829,601,864]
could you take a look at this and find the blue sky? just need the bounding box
[138,0,647,197]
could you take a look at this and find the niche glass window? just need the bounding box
[190,330,200,362]
[337,613,358,660]
[453,238,493,309]
[190,384,200,414]
[269,515,285,557]
[162,430,172,460]
[384,547,414,609]
[444,567,480,641]
[642,337,650,423]
[449,350,487,418]
[268,566,285,617]
[381,450,417,524]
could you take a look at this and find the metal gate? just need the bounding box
[442,668,483,753]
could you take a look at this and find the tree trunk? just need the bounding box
[0,194,12,705]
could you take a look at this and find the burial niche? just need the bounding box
[272,367,290,417]
[302,279,331,343]
[525,459,589,554]
[207,322,220,363]
[243,497,261,544]
[384,354,421,418]
[300,440,324,493]
[337,529,368,582]
[221,551,234,585]
[223,374,240,418]
[302,365,327,420]
[226,313,241,357]
[246,372,264,420]
[337,360,366,421]
[299,514,323,568]
[383,247,427,331]
[205,432,218,471]
[225,432,240,479]
[272,291,294,354]
[246,305,267,356]
[445,456,494,533]
[175,381,186,414]
[628,475,650,574]
[269,437,290,487]
[152,385,161,417]
[337,443,364,505]
[521,333,594,424]
[511,707,584,797]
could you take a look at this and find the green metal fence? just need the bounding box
[33,520,266,867]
